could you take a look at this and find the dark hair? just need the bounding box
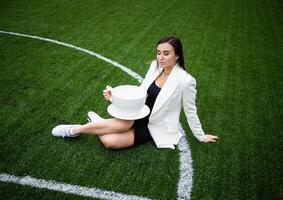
[156,36,186,71]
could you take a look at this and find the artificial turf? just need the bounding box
[0,0,282,199]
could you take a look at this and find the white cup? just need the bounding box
[108,85,147,117]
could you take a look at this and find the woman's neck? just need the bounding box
[163,65,174,75]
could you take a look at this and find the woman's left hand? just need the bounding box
[203,134,219,143]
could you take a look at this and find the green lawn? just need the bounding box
[0,0,282,199]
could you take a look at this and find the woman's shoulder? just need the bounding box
[186,72,196,83]
[149,59,157,68]
[146,60,158,73]
[178,67,196,85]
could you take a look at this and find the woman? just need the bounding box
[52,36,218,149]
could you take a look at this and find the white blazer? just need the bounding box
[140,60,207,149]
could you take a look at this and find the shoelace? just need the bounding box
[62,128,72,138]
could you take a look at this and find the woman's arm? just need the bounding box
[182,77,218,143]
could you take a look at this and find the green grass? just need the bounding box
[0,182,98,200]
[0,0,283,199]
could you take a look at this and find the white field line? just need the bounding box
[0,30,144,83]
[0,173,152,200]
[0,30,193,200]
[177,124,193,200]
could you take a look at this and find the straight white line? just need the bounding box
[177,125,193,200]
[0,173,152,200]
[0,30,193,200]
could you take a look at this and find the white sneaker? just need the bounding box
[51,124,81,138]
[87,111,104,123]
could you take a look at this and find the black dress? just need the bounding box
[133,81,161,146]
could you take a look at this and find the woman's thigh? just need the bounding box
[76,118,134,135]
[96,118,134,133]
[99,128,134,149]
[112,118,134,132]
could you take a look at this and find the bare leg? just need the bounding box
[99,129,135,149]
[72,118,134,136]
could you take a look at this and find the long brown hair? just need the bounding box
[156,36,186,71]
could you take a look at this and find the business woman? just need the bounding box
[52,36,218,149]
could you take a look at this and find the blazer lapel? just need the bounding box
[151,64,180,115]
[143,62,163,91]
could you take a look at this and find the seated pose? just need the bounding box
[52,36,218,149]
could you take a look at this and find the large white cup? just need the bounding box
[107,85,149,119]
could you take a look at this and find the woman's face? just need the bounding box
[156,43,179,69]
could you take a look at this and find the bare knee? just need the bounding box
[114,119,134,132]
[99,131,134,149]
[100,135,118,149]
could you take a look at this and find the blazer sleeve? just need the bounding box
[182,77,207,142]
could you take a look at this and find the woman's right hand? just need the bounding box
[103,85,112,101]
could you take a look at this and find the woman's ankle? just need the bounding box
[72,126,82,135]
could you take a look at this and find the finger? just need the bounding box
[208,137,218,142]
[207,135,219,139]
[204,139,210,143]
[106,85,112,90]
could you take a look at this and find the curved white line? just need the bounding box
[0,173,152,200]
[0,30,144,83]
[0,30,193,200]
